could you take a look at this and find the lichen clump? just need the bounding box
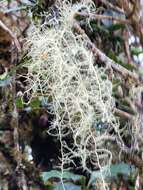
[24,1,119,189]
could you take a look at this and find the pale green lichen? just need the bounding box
[23,1,120,189]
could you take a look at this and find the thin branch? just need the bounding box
[73,22,139,82]
[114,108,133,120]
[123,30,133,65]
[75,12,130,25]
[0,20,21,52]
[97,0,125,14]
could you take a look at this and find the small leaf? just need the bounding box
[53,182,81,190]
[0,77,11,87]
[107,23,125,31]
[131,47,143,56]
[108,52,135,71]
[41,170,84,184]
[16,97,24,109]
[112,79,122,92]
[30,98,40,109]
[88,162,135,186]
[90,22,109,33]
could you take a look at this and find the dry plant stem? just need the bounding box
[97,0,124,14]
[114,108,133,120]
[123,30,133,65]
[0,20,21,52]
[73,22,139,82]
[75,12,130,25]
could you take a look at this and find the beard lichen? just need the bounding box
[23,1,120,189]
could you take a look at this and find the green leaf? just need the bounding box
[0,77,11,87]
[41,170,84,184]
[30,98,40,109]
[16,97,24,109]
[107,23,125,31]
[108,52,135,71]
[131,47,143,56]
[109,162,135,177]
[112,79,122,91]
[90,22,109,33]
[88,162,135,186]
[53,182,81,190]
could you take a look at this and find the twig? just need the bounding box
[73,22,139,82]
[0,20,21,52]
[75,12,130,25]
[4,6,28,14]
[123,30,133,65]
[97,0,124,14]
[114,108,133,120]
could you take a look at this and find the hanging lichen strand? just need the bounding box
[24,1,120,189]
